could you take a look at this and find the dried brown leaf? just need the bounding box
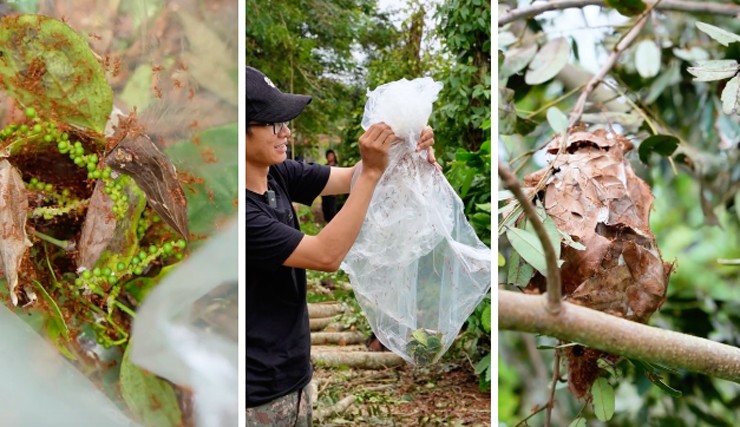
[105,134,189,241]
[0,160,31,305]
[77,181,117,270]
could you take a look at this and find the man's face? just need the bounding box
[245,122,291,167]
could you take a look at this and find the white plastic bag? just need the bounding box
[341,78,491,365]
[130,219,238,427]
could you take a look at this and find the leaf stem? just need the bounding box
[33,230,75,251]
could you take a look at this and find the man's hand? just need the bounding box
[359,122,399,178]
[416,126,438,165]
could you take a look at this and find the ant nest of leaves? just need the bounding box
[523,127,672,398]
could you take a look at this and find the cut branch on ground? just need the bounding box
[312,351,405,369]
[311,331,366,346]
[308,302,345,318]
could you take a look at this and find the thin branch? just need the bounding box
[515,403,548,427]
[545,349,561,427]
[569,8,649,123]
[498,160,562,314]
[499,0,740,26]
[499,290,740,384]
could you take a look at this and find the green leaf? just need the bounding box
[474,352,491,375]
[568,417,587,427]
[546,106,569,134]
[530,208,562,260]
[120,342,183,426]
[119,64,154,111]
[605,0,646,16]
[672,47,709,63]
[557,227,586,251]
[498,31,517,49]
[638,135,679,163]
[591,377,616,421]
[501,44,538,80]
[687,60,739,82]
[721,75,740,115]
[525,37,570,85]
[0,15,113,134]
[696,22,740,47]
[646,61,682,104]
[499,87,517,135]
[507,250,535,287]
[498,252,506,267]
[475,202,491,213]
[480,304,491,333]
[597,358,617,377]
[31,279,75,360]
[631,359,683,397]
[507,227,547,276]
[635,39,661,78]
[165,123,238,239]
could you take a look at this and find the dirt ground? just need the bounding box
[312,361,491,426]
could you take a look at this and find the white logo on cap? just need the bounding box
[264,76,276,88]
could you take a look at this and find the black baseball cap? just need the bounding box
[246,66,312,123]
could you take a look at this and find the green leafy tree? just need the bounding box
[499,1,740,426]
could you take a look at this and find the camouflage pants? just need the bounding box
[246,385,312,427]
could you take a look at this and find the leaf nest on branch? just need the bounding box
[523,128,672,398]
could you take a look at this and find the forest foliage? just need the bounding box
[498,1,740,426]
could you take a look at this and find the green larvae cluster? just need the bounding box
[0,107,72,147]
[75,238,187,292]
[136,209,162,239]
[27,178,88,220]
[33,198,88,220]
[26,177,54,193]
[101,176,130,218]
[54,132,131,219]
[74,266,119,293]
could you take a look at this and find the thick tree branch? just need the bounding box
[499,161,562,314]
[499,0,740,26]
[499,290,740,383]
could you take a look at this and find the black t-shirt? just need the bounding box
[246,160,330,408]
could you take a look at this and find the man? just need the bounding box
[246,66,435,426]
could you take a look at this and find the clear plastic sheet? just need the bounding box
[341,78,492,365]
[131,218,238,427]
[0,303,138,426]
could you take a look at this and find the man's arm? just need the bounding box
[284,123,395,271]
[320,165,356,196]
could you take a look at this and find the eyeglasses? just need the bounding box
[248,122,287,135]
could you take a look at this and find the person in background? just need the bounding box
[320,149,339,222]
[246,65,436,426]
